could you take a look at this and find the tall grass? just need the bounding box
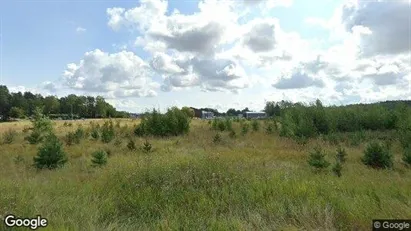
[0,119,410,230]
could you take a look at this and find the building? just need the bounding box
[130,113,142,119]
[201,111,214,119]
[244,111,267,119]
[190,107,202,118]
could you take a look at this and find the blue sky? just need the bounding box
[1,0,410,113]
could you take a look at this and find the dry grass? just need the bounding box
[0,119,410,230]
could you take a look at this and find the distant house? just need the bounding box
[130,113,142,119]
[244,112,267,119]
[190,107,202,118]
[201,111,214,119]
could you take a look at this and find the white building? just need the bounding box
[201,111,214,119]
[244,112,267,119]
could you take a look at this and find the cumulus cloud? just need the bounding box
[154,53,250,93]
[63,49,159,98]
[243,20,278,52]
[341,0,410,57]
[273,71,325,89]
[57,0,410,108]
[148,21,225,54]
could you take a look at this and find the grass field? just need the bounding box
[0,119,410,230]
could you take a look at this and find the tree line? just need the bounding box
[0,85,129,121]
[263,99,411,141]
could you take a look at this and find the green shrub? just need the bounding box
[225,118,233,131]
[332,161,342,177]
[2,129,17,144]
[251,120,260,132]
[33,133,68,170]
[114,138,122,147]
[399,129,411,149]
[211,119,218,130]
[402,147,411,166]
[65,132,76,146]
[241,123,249,136]
[14,155,25,164]
[134,125,145,137]
[336,146,347,163]
[25,108,53,144]
[308,147,330,170]
[101,120,115,143]
[229,130,236,139]
[265,123,274,134]
[90,128,99,140]
[134,108,190,137]
[142,140,152,153]
[127,139,137,151]
[362,142,393,169]
[213,133,222,143]
[91,150,108,167]
[25,130,43,144]
[217,120,226,132]
[75,127,85,139]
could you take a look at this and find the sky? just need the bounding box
[0,0,410,113]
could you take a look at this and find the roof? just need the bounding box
[245,112,266,114]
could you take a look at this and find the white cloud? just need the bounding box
[340,0,410,57]
[63,49,159,98]
[53,0,411,110]
[76,27,86,33]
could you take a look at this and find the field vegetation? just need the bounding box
[0,101,411,230]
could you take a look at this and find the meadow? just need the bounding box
[0,115,410,231]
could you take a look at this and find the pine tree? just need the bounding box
[34,133,68,170]
[308,147,330,170]
[91,150,108,167]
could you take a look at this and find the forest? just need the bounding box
[0,85,129,121]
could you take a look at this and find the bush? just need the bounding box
[211,119,218,130]
[101,120,115,143]
[33,133,68,170]
[2,129,17,144]
[65,132,76,146]
[91,150,108,167]
[25,109,53,144]
[308,147,330,170]
[75,127,85,139]
[336,146,347,163]
[241,123,249,136]
[14,155,25,165]
[362,142,393,169]
[65,127,85,145]
[265,123,274,134]
[213,133,222,143]
[134,108,190,137]
[332,161,342,177]
[217,120,226,132]
[251,120,260,132]
[142,140,152,153]
[25,130,43,144]
[127,139,137,151]
[90,128,99,140]
[225,118,233,131]
[114,138,122,147]
[229,130,236,139]
[402,147,411,166]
